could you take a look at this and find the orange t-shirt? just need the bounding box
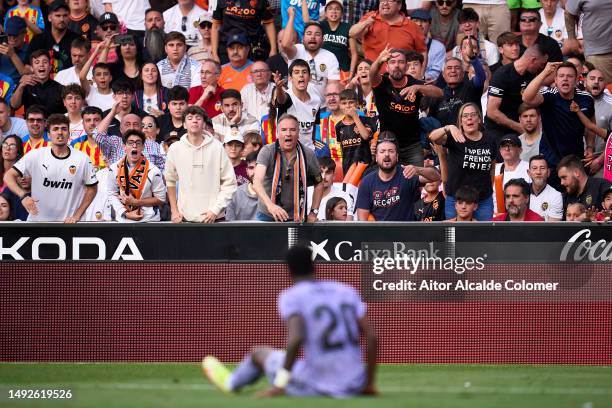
[219,61,253,91]
[361,12,427,63]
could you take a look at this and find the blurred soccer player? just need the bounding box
[202,244,378,398]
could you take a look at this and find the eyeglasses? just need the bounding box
[500,143,518,149]
[251,69,270,74]
[461,112,479,118]
[437,0,454,6]
[520,17,539,23]
[181,16,188,32]
[126,140,143,147]
[27,118,45,123]
[2,142,18,150]
[142,123,155,129]
[100,25,117,31]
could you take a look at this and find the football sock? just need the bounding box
[227,354,262,391]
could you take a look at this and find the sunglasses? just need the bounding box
[520,17,539,23]
[437,0,454,6]
[100,25,117,31]
[199,22,212,29]
[181,16,187,32]
[142,123,155,129]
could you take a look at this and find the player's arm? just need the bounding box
[369,45,392,88]
[358,316,378,395]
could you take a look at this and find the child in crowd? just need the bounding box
[225,151,259,221]
[565,202,587,222]
[325,196,348,221]
[415,177,445,221]
[224,134,249,186]
[336,89,373,174]
[446,185,479,222]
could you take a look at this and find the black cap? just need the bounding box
[499,134,521,148]
[48,0,69,13]
[227,31,249,47]
[99,12,120,25]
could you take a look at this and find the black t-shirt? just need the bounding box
[321,21,351,72]
[22,80,65,114]
[27,29,82,73]
[373,74,423,148]
[414,192,446,221]
[430,78,483,126]
[157,113,187,142]
[563,177,612,212]
[69,14,99,41]
[444,131,497,200]
[213,0,274,44]
[489,61,502,74]
[485,63,535,135]
[335,116,374,174]
[519,34,563,63]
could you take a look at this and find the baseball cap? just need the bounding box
[99,12,119,26]
[325,0,344,9]
[227,31,249,47]
[410,9,432,21]
[5,16,26,36]
[224,134,245,145]
[194,14,213,28]
[499,134,521,148]
[48,0,69,13]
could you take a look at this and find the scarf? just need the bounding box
[270,140,308,222]
[116,156,150,212]
[261,115,277,145]
[319,114,343,161]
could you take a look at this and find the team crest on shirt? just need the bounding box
[82,23,90,33]
[69,165,77,175]
[585,195,592,206]
[215,101,221,111]
[95,211,102,220]
[541,202,548,211]
[319,64,327,73]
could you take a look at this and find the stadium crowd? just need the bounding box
[0,0,611,223]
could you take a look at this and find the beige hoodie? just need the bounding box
[164,133,237,222]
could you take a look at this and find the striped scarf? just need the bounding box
[270,141,308,222]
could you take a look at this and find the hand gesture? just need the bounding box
[272,71,285,89]
[287,6,296,19]
[204,84,216,97]
[19,74,38,87]
[569,100,580,113]
[0,43,14,57]
[22,196,39,216]
[119,191,139,207]
[345,106,358,119]
[447,125,466,143]
[541,62,561,78]
[171,210,183,223]
[378,44,393,63]
[399,85,420,101]
[230,105,242,124]
[464,38,476,60]
[201,210,217,223]
[401,165,420,179]
[267,204,289,222]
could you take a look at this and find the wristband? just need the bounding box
[273,368,291,389]
[20,192,31,201]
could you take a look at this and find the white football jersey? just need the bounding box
[14,146,98,222]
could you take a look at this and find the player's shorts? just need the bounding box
[264,350,320,397]
[506,0,541,9]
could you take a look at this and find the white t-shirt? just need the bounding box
[493,160,531,210]
[163,4,207,47]
[530,183,563,221]
[142,93,159,115]
[68,118,86,142]
[539,7,567,49]
[86,88,115,112]
[281,88,322,151]
[83,167,112,221]
[54,66,93,87]
[288,44,340,102]
[307,182,358,220]
[13,146,98,222]
[6,117,28,139]
[241,82,275,123]
[102,0,150,31]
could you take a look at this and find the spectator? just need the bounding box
[188,58,224,119]
[307,156,357,220]
[493,134,531,214]
[54,37,93,86]
[565,0,612,83]
[272,59,322,150]
[584,69,612,176]
[163,0,205,48]
[461,0,510,44]
[27,0,81,73]
[452,8,499,67]
[528,154,563,221]
[430,0,460,52]
[1,134,23,190]
[349,0,427,72]
[370,46,442,166]
[141,114,161,143]
[243,130,263,157]
[445,184,479,222]
[157,31,202,90]
[410,9,446,82]
[188,14,212,64]
[485,44,548,145]
[346,59,378,119]
[517,9,563,63]
[68,0,99,41]
[557,154,611,213]
[405,50,425,81]
[107,129,166,222]
[102,0,150,34]
[158,85,189,142]
[164,105,237,223]
[564,201,587,221]
[94,12,121,64]
[102,79,145,137]
[62,83,86,141]
[428,56,486,127]
[226,151,259,221]
[522,61,595,189]
[356,134,440,221]
[415,177,445,221]
[319,0,357,77]
[336,89,373,174]
[3,0,44,45]
[134,62,170,117]
[70,106,106,170]
[224,133,249,186]
[10,50,65,114]
[241,61,274,123]
[142,8,166,63]
[107,34,143,85]
[493,178,544,221]
[517,103,542,161]
[212,89,260,142]
[325,196,348,221]
[3,113,97,223]
[83,62,115,112]
[0,191,14,221]
[0,97,27,139]
[212,0,276,63]
[218,32,254,91]
[429,102,497,220]
[280,0,321,41]
[0,16,29,83]
[284,15,340,101]
[340,0,378,26]
[22,105,49,153]
[565,53,587,91]
[489,31,520,74]
[253,113,323,222]
[317,82,345,164]
[539,0,566,49]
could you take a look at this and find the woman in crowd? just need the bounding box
[141,114,162,144]
[1,135,23,191]
[133,62,169,116]
[0,191,14,221]
[108,35,143,85]
[428,102,497,220]
[347,59,378,120]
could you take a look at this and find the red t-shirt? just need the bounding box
[188,85,224,119]
[493,208,544,221]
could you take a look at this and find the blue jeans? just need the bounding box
[256,212,275,222]
[445,195,494,221]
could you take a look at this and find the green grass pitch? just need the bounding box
[1,363,611,407]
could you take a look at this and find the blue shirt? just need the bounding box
[281,0,321,40]
[539,88,595,166]
[356,166,420,221]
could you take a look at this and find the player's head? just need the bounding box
[286,244,315,279]
[47,114,70,146]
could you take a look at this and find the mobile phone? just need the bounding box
[0,35,8,45]
[113,34,134,45]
